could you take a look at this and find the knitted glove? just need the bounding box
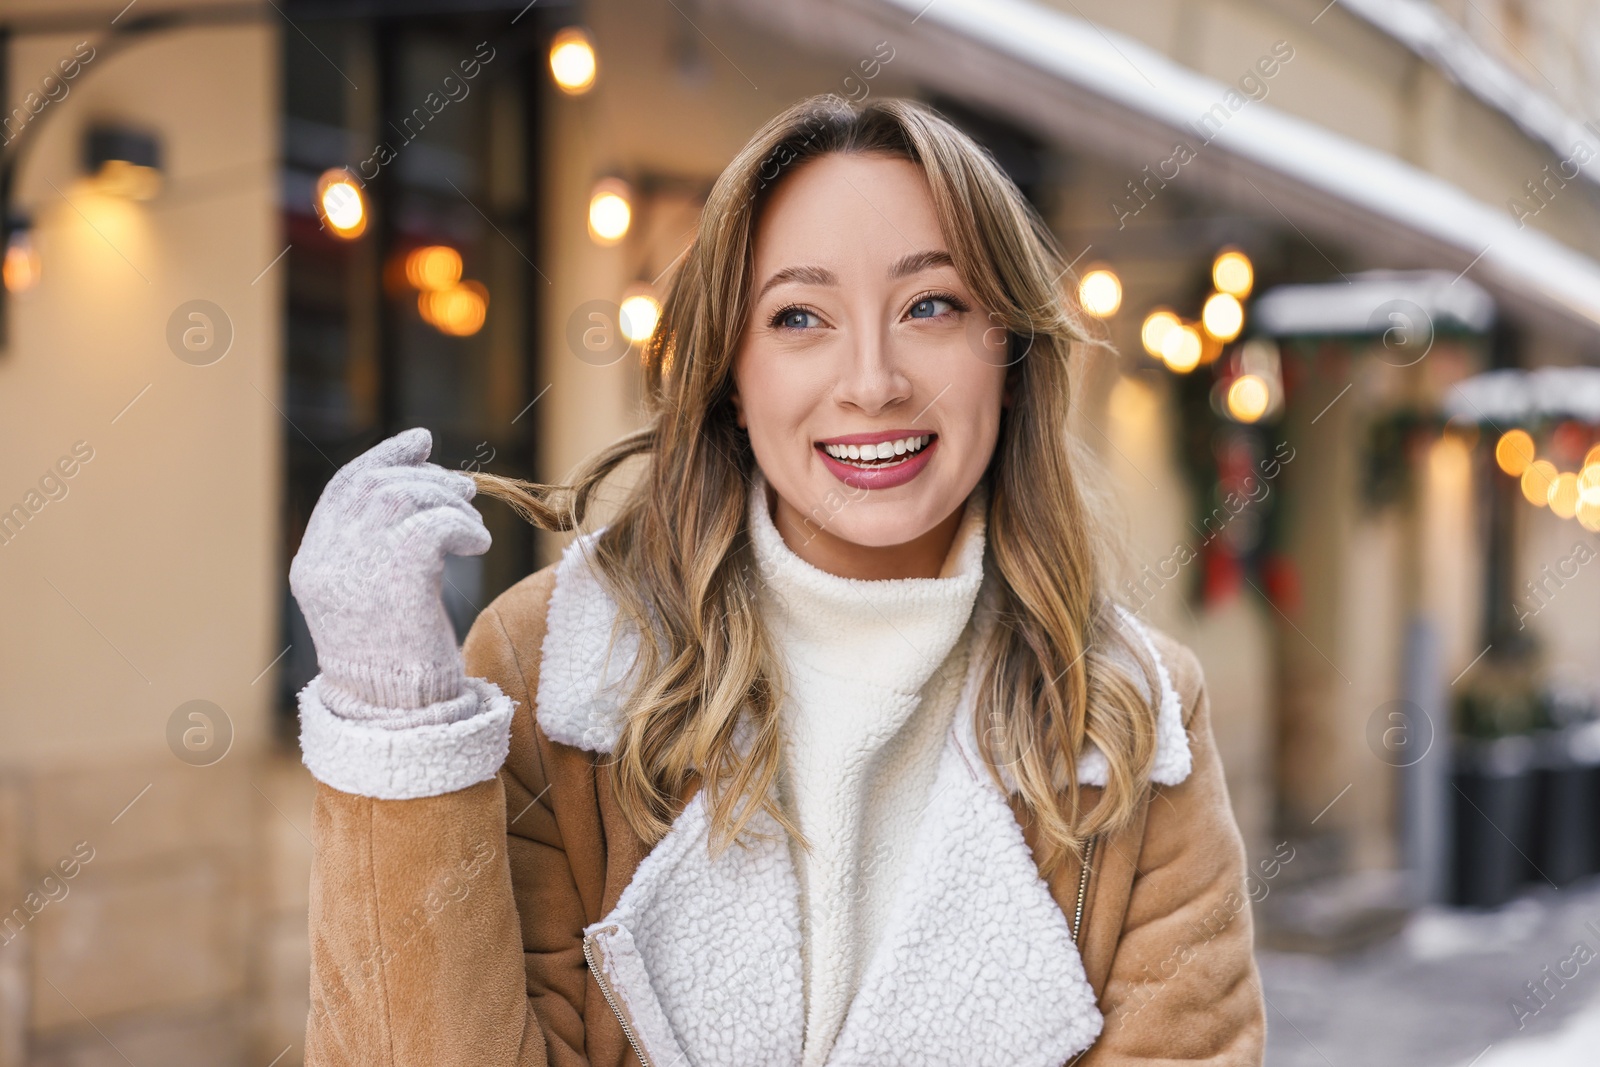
[289,427,492,729]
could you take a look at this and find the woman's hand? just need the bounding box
[289,427,492,724]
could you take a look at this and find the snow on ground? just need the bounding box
[1260,875,1600,1066]
[1462,992,1600,1067]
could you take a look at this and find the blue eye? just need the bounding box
[909,297,951,319]
[772,306,821,330]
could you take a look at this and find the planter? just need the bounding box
[1452,734,1538,908]
[1532,722,1600,887]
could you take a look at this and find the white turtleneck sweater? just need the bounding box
[746,471,988,1067]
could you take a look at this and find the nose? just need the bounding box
[832,326,912,416]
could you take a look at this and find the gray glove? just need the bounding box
[289,427,492,728]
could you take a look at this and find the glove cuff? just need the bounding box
[318,678,480,728]
[319,656,467,711]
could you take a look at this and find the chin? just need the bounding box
[815,494,946,549]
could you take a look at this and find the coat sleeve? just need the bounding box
[1078,644,1267,1065]
[302,582,584,1065]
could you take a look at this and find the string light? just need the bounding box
[404,246,463,291]
[1202,292,1244,342]
[1227,374,1269,422]
[1549,471,1581,518]
[1141,309,1179,358]
[588,178,632,244]
[1521,460,1558,506]
[1159,323,1202,373]
[619,289,661,343]
[418,280,489,337]
[1495,429,1536,476]
[1578,462,1600,506]
[550,27,598,94]
[315,169,366,239]
[1212,250,1253,297]
[1078,268,1122,318]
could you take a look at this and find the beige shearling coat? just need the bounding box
[300,538,1267,1066]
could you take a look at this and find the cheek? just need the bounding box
[732,344,836,492]
[965,312,1010,366]
[735,348,808,438]
[926,345,1007,443]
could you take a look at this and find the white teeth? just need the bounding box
[820,435,932,466]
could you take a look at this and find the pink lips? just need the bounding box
[814,430,938,491]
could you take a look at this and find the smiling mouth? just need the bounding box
[816,433,935,469]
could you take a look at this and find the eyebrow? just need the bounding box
[891,248,956,278]
[754,249,956,303]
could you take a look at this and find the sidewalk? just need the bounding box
[1259,874,1600,1066]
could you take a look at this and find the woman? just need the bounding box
[289,93,1265,1066]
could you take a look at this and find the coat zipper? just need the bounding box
[1072,835,1097,945]
[582,929,656,1067]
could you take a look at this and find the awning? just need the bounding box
[1253,271,1495,338]
[1335,0,1600,197]
[1445,367,1600,425]
[706,0,1600,341]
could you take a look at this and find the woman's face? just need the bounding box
[731,152,1009,576]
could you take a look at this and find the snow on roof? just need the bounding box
[872,0,1600,332]
[1253,271,1496,338]
[1444,367,1600,424]
[1337,0,1600,192]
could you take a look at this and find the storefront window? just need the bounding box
[276,6,549,725]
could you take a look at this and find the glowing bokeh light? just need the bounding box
[550,27,598,94]
[1078,269,1122,318]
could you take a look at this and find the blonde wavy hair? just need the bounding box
[473,93,1160,878]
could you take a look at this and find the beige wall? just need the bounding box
[0,21,281,764]
[0,16,301,1065]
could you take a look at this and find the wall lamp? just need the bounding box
[0,4,254,350]
[2,213,39,293]
[85,123,163,200]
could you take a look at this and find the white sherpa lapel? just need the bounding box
[582,720,806,1067]
[534,530,646,754]
[538,530,1192,1067]
[822,635,1104,1066]
[1057,600,1193,789]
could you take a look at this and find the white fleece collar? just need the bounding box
[536,518,1191,790]
[538,492,1194,1067]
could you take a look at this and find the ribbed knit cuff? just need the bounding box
[297,674,515,800]
[318,655,467,710]
[319,679,480,729]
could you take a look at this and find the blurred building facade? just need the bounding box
[1,0,1599,1062]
